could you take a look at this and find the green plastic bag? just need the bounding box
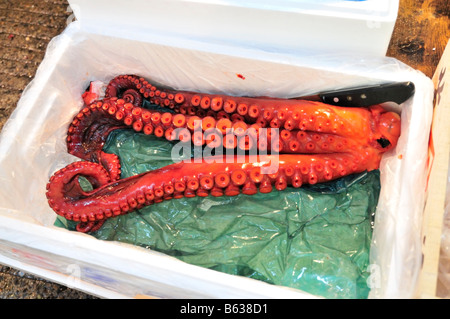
[56,129,380,299]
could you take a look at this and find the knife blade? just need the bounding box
[295,81,415,110]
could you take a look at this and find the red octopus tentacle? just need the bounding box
[50,74,402,232]
[67,98,398,168]
[66,99,126,181]
[105,75,391,142]
[46,153,376,233]
[46,161,112,222]
[105,75,143,106]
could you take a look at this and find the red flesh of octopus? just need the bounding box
[46,75,401,233]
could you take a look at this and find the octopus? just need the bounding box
[46,74,401,233]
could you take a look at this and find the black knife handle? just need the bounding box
[318,81,415,107]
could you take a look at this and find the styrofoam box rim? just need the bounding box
[0,212,315,299]
[67,0,400,57]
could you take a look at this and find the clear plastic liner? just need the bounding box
[0,22,434,298]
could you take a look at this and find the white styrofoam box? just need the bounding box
[68,0,399,57]
[0,0,434,299]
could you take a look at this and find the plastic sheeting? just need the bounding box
[56,129,380,299]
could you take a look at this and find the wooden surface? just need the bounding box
[419,39,450,299]
[0,0,449,299]
[387,0,450,78]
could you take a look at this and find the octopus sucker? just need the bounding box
[47,74,402,232]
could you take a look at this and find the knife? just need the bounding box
[295,81,415,110]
